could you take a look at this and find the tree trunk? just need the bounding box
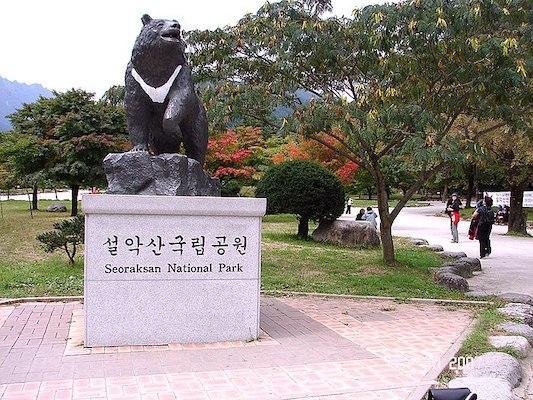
[367,189,372,200]
[297,215,309,238]
[465,165,475,208]
[508,183,527,234]
[32,182,38,210]
[376,183,395,264]
[442,184,448,202]
[71,184,79,216]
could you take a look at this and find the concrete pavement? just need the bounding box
[344,202,533,296]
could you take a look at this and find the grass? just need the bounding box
[0,201,461,300]
[459,206,533,221]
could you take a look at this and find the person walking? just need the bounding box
[346,198,353,214]
[468,200,483,240]
[473,196,495,258]
[355,208,365,221]
[445,193,462,243]
[364,207,378,230]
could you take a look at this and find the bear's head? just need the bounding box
[131,14,185,69]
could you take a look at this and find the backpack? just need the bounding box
[478,207,495,226]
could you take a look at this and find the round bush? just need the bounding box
[256,160,345,237]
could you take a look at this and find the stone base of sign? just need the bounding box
[82,194,266,347]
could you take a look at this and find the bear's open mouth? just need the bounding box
[161,28,180,42]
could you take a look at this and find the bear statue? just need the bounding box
[124,14,208,166]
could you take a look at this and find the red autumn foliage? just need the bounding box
[271,132,359,184]
[206,127,263,181]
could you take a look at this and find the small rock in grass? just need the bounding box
[462,352,522,388]
[448,377,518,400]
[409,237,429,246]
[488,335,531,358]
[435,272,469,292]
[497,322,533,345]
[46,203,67,212]
[440,251,468,259]
[458,257,482,272]
[498,293,533,306]
[439,261,474,278]
[498,303,533,327]
[421,244,444,252]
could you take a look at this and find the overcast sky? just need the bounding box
[0,0,384,96]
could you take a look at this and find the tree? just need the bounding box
[205,127,264,194]
[9,90,129,215]
[271,132,359,185]
[459,121,533,234]
[188,0,530,263]
[256,160,345,237]
[37,215,84,265]
[0,131,52,210]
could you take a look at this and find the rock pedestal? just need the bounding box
[104,152,220,196]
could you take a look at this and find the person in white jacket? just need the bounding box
[364,207,378,230]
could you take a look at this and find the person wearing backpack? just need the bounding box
[473,196,495,258]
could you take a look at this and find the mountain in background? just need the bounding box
[0,76,53,131]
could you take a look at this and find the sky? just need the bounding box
[0,0,384,96]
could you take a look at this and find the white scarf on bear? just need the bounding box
[131,65,182,103]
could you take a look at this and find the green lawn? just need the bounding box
[459,206,533,221]
[0,200,461,299]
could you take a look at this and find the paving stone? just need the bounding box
[462,351,522,388]
[498,303,533,327]
[488,335,531,358]
[498,322,533,346]
[448,377,519,400]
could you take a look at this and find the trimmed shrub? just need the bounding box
[256,160,345,237]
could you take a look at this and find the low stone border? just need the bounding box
[0,291,494,308]
[0,295,83,306]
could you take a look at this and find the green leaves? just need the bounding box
[7,89,128,188]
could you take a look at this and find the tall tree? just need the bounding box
[187,0,530,263]
[0,132,51,209]
[9,90,129,215]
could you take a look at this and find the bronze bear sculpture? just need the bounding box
[124,14,208,166]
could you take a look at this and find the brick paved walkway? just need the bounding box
[0,296,472,400]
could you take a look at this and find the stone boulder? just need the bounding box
[438,261,474,278]
[448,377,518,400]
[488,335,531,358]
[498,322,533,345]
[498,293,533,306]
[104,152,220,196]
[312,220,380,247]
[439,251,468,259]
[421,244,444,252]
[497,303,533,327]
[462,352,522,388]
[435,272,469,292]
[46,203,67,212]
[458,257,482,272]
[409,238,429,246]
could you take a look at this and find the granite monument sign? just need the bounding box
[83,15,266,347]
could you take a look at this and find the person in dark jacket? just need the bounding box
[355,208,365,221]
[445,193,462,243]
[473,196,495,258]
